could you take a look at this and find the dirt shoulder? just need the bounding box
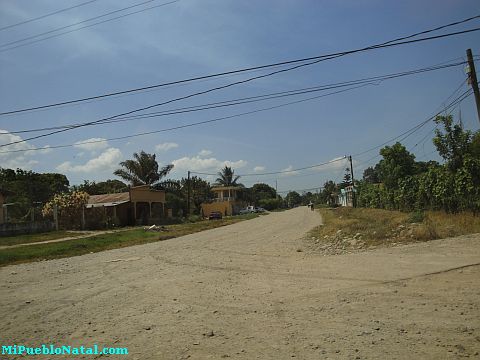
[1,206,479,359]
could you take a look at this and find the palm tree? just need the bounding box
[214,166,242,187]
[114,151,173,186]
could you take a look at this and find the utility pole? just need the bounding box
[466,49,480,124]
[187,171,191,215]
[348,155,356,208]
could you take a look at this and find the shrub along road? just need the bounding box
[1,207,479,359]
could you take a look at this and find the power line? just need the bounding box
[0,65,473,157]
[1,14,479,116]
[192,85,474,187]
[7,60,467,135]
[352,86,473,159]
[0,0,180,52]
[191,157,347,177]
[0,0,100,32]
[354,89,473,168]
[0,83,373,155]
[3,28,480,149]
[408,89,473,153]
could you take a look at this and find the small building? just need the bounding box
[336,185,356,207]
[85,185,166,227]
[200,186,245,217]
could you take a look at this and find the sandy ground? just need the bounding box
[1,207,479,359]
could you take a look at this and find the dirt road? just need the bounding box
[1,207,479,359]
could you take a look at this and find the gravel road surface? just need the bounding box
[1,207,479,359]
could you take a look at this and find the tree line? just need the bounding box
[319,115,480,213]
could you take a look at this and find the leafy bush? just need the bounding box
[408,210,424,223]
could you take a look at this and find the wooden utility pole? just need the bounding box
[348,155,356,208]
[187,171,191,215]
[466,49,480,124]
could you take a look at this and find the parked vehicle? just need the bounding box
[208,211,223,220]
[239,205,256,215]
[239,206,267,214]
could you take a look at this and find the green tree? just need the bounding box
[433,115,473,172]
[42,191,89,229]
[285,191,302,207]
[320,180,337,205]
[73,179,128,194]
[114,151,173,186]
[0,168,69,220]
[180,176,213,214]
[340,168,352,189]
[377,142,416,189]
[362,166,380,184]
[472,131,480,158]
[251,183,277,203]
[214,166,242,187]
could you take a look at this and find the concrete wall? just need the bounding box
[0,221,55,237]
[201,201,233,217]
[200,200,247,217]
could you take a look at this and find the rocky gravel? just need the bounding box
[1,207,479,359]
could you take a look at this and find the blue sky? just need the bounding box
[0,0,479,193]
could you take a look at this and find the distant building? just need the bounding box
[336,185,356,207]
[200,186,246,217]
[85,185,167,227]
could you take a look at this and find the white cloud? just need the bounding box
[74,138,109,152]
[253,166,265,172]
[198,149,212,157]
[315,156,349,172]
[0,129,47,169]
[155,142,179,152]
[280,165,300,177]
[172,155,247,172]
[56,148,122,173]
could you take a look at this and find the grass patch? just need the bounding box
[0,215,258,267]
[308,207,480,254]
[0,231,86,247]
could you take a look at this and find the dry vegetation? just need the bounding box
[307,207,480,254]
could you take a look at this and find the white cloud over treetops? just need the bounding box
[56,148,122,173]
[0,130,51,169]
[172,155,247,172]
[74,138,109,152]
[155,142,179,152]
[198,149,212,157]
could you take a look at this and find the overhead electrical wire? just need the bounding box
[1,14,479,116]
[0,83,374,155]
[2,28,480,149]
[0,0,180,52]
[191,157,348,177]
[408,88,472,153]
[354,89,474,167]
[0,0,100,32]
[6,60,467,135]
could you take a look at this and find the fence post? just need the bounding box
[53,204,59,231]
[81,206,86,230]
